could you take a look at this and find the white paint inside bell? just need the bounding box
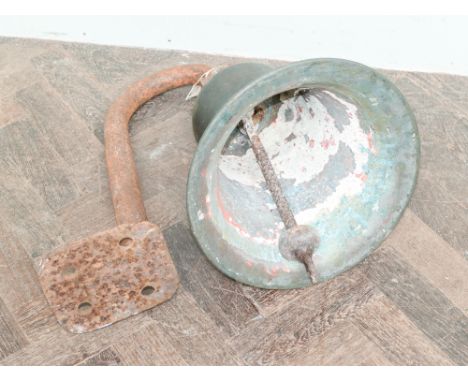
[215,87,374,250]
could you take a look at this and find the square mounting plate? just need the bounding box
[38,221,179,333]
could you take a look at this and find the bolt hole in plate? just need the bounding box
[188,59,419,289]
[78,302,92,315]
[141,285,156,296]
[119,237,133,247]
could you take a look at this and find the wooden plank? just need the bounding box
[0,204,63,345]
[0,173,66,258]
[0,67,41,100]
[78,347,122,366]
[390,71,468,122]
[0,308,155,365]
[363,246,468,365]
[147,289,243,365]
[16,83,101,169]
[13,298,62,344]
[0,120,78,212]
[0,40,45,98]
[131,111,196,212]
[0,288,240,366]
[163,223,260,337]
[0,38,45,70]
[0,226,51,343]
[229,266,376,365]
[0,247,29,311]
[112,324,188,366]
[0,297,28,361]
[132,117,197,227]
[31,49,111,143]
[284,321,392,365]
[111,289,244,365]
[386,70,468,253]
[0,200,76,353]
[0,254,21,311]
[410,171,468,255]
[240,285,309,319]
[57,193,115,242]
[384,210,468,312]
[353,292,454,365]
[62,42,178,89]
[0,96,24,129]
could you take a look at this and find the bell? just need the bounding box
[188,59,419,289]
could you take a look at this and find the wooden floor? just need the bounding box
[0,37,467,366]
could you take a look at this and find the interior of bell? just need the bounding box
[208,86,378,264]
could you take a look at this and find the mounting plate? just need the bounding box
[38,222,179,333]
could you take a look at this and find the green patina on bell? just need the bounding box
[187,59,419,289]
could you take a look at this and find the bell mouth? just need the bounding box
[187,58,419,289]
[217,86,370,249]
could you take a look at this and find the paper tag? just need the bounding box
[185,66,226,101]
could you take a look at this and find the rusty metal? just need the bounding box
[243,117,297,230]
[105,64,211,225]
[241,111,319,281]
[39,222,177,333]
[278,225,319,282]
[39,64,210,333]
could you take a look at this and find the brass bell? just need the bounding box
[188,59,419,289]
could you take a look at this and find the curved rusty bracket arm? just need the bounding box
[38,64,210,333]
[105,64,211,225]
